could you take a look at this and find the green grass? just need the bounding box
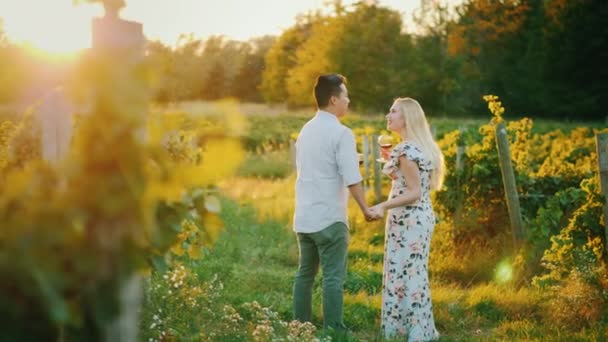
[236,150,294,179]
[196,199,297,318]
[144,189,608,341]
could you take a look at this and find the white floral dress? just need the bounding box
[380,141,439,341]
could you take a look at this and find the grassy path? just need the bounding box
[177,192,605,341]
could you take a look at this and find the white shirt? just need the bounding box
[293,111,363,233]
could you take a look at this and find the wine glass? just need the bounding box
[376,135,394,163]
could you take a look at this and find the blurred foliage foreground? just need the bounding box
[0,47,244,340]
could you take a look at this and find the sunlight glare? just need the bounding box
[494,259,513,284]
[0,0,102,55]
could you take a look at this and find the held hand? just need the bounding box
[364,205,384,221]
[369,203,386,219]
[363,208,376,221]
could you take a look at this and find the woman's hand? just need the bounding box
[368,203,386,219]
[364,206,383,221]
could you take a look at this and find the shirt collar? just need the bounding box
[316,110,339,122]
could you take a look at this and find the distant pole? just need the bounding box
[456,126,466,173]
[455,126,466,227]
[596,133,608,254]
[92,0,146,127]
[92,2,146,341]
[372,135,382,202]
[495,122,525,250]
[290,139,296,171]
[36,88,74,164]
[362,135,370,192]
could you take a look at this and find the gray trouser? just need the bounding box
[293,221,349,330]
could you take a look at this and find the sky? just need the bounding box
[0,0,425,54]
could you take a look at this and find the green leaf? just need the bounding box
[149,254,169,273]
[32,268,69,324]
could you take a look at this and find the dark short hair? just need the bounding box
[313,74,346,108]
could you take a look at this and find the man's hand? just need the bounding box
[368,203,386,221]
[363,205,384,221]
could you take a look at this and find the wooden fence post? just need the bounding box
[455,126,466,227]
[372,135,382,202]
[289,139,296,171]
[495,122,525,250]
[456,126,466,173]
[596,133,608,254]
[362,135,370,193]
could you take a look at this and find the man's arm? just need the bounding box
[348,182,381,220]
[337,129,380,221]
[348,181,367,212]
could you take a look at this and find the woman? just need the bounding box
[371,98,444,341]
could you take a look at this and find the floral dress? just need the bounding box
[380,141,440,341]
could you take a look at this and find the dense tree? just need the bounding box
[260,14,318,104]
[286,15,342,107]
[330,3,410,112]
[2,0,606,120]
[0,20,27,104]
[541,0,608,120]
[231,36,275,102]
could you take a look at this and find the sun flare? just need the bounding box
[0,0,102,56]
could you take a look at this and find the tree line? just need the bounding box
[0,0,606,120]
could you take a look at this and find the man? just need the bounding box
[292,74,379,333]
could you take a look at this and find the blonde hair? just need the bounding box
[394,98,445,190]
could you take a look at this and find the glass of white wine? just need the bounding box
[376,135,394,163]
